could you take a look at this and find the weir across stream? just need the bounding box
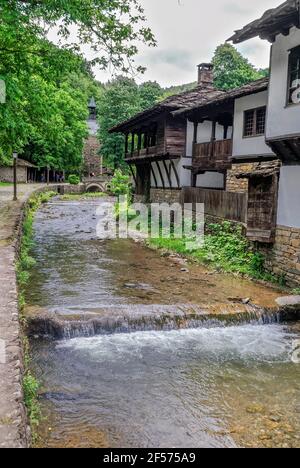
[24,197,300,448]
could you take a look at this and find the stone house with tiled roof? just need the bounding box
[110,64,226,203]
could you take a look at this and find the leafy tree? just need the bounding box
[98,77,139,170]
[212,43,264,90]
[139,81,162,109]
[160,81,197,100]
[0,0,155,168]
[22,74,89,171]
[98,78,164,169]
[0,0,156,73]
[108,169,132,196]
[258,68,270,78]
[0,44,95,169]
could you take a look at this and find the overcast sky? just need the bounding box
[51,0,279,87]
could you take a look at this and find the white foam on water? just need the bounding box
[56,324,296,364]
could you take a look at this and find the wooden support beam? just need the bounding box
[191,172,197,188]
[144,132,148,149]
[211,119,217,142]
[129,164,137,186]
[125,133,129,156]
[150,165,158,189]
[193,122,198,144]
[137,133,142,152]
[131,132,135,154]
[223,124,229,140]
[155,161,165,189]
[210,119,217,158]
[162,159,172,188]
[169,159,180,189]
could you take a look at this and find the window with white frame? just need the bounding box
[243,107,266,137]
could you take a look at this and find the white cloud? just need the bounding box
[49,0,277,86]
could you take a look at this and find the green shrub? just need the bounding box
[23,370,41,435]
[149,221,280,283]
[114,199,138,223]
[108,169,132,197]
[17,192,57,443]
[68,174,80,185]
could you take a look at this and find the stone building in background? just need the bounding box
[0,158,39,183]
[83,97,104,178]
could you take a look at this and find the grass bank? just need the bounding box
[17,190,56,443]
[146,221,284,286]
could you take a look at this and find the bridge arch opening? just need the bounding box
[85,183,105,193]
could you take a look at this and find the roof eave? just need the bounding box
[228,1,300,44]
[172,79,268,118]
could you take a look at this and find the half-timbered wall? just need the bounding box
[267,27,300,140]
[232,91,275,159]
[150,159,180,189]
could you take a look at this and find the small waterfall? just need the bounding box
[27,304,299,340]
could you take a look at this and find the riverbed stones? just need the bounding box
[276,295,300,307]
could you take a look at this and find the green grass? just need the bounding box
[16,191,56,441]
[0,181,13,186]
[147,221,283,285]
[22,335,41,442]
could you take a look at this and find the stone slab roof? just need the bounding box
[109,85,225,133]
[228,1,300,44]
[236,160,281,179]
[17,159,37,168]
[173,77,269,117]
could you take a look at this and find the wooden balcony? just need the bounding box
[125,145,158,162]
[192,139,232,172]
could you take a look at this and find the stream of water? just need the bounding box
[26,198,300,448]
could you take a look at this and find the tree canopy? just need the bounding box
[212,43,265,91]
[0,0,154,169]
[98,77,163,169]
[0,0,156,73]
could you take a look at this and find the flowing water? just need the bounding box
[26,198,300,448]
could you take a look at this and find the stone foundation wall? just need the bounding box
[0,167,27,183]
[226,163,261,193]
[261,225,300,287]
[133,194,146,204]
[150,188,182,204]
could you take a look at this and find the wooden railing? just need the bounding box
[193,139,232,170]
[126,146,158,160]
[181,187,247,223]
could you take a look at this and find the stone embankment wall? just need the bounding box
[150,188,182,204]
[261,226,300,287]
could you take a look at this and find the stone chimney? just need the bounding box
[197,63,214,87]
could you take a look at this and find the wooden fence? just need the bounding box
[181,187,247,223]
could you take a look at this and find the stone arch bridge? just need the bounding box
[57,176,112,195]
